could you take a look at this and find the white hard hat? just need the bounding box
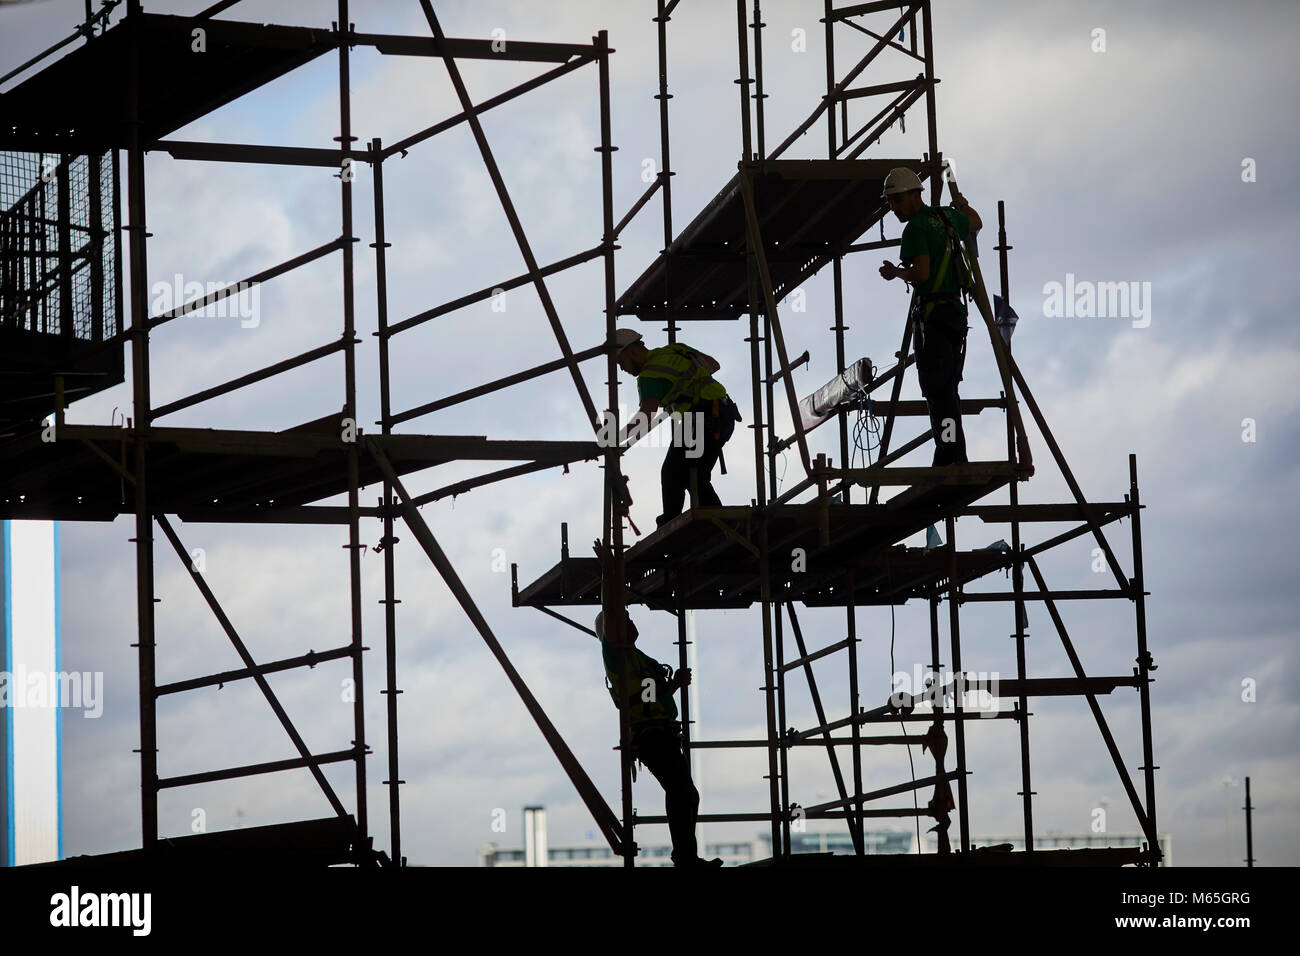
[881,167,923,198]
[612,328,643,355]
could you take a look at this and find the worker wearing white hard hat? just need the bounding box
[612,327,644,356]
[877,167,983,466]
[609,328,741,527]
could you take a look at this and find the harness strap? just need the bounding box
[920,209,957,323]
[646,346,715,408]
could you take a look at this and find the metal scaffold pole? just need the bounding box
[997,200,1034,851]
[337,0,369,860]
[594,29,635,867]
[124,0,158,852]
[371,135,403,865]
[1244,777,1254,867]
[655,0,677,345]
[1129,453,1160,863]
[946,514,970,853]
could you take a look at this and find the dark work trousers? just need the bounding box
[632,722,700,865]
[658,399,738,526]
[914,301,969,466]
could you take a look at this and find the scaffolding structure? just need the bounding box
[0,0,1160,868]
[514,0,1161,867]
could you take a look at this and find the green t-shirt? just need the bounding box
[899,205,970,311]
[637,375,671,404]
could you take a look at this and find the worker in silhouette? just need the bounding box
[593,540,722,867]
[612,328,740,527]
[877,167,982,466]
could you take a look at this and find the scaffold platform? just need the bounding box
[515,463,1020,611]
[0,14,335,152]
[616,159,931,322]
[0,419,599,521]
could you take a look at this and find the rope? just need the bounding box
[848,362,883,469]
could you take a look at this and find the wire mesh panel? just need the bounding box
[0,149,120,342]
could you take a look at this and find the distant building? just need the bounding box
[482,836,757,868]
[757,828,1171,865]
[759,829,914,856]
[480,811,1169,867]
[1,520,63,866]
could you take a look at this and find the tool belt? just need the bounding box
[918,290,963,306]
[692,397,740,473]
[629,719,684,781]
[695,396,742,424]
[915,296,967,333]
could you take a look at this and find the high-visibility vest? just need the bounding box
[638,344,728,413]
[602,641,678,727]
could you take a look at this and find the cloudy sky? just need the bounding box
[3,0,1297,867]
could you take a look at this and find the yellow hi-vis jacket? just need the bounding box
[638,344,728,414]
[601,641,678,728]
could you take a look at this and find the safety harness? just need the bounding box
[603,644,678,727]
[918,207,972,313]
[638,344,729,414]
[910,207,974,362]
[638,343,740,473]
[603,643,679,780]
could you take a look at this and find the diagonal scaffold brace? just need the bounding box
[368,441,625,853]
